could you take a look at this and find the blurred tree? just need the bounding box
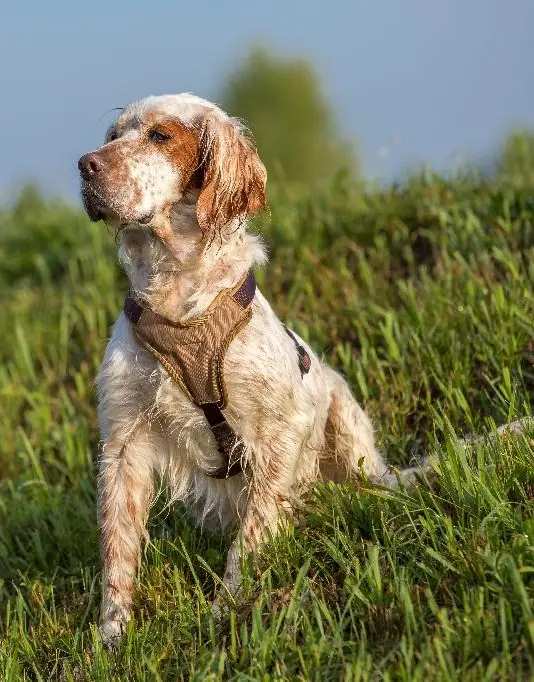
[496,129,534,183]
[219,47,356,186]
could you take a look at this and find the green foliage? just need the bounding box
[0,185,103,289]
[2,173,534,678]
[496,128,534,185]
[220,47,355,186]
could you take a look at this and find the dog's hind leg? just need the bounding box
[320,366,426,487]
[319,366,388,483]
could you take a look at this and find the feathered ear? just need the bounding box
[196,114,267,234]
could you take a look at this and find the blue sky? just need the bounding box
[1,0,533,201]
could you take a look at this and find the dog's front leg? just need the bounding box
[221,491,282,595]
[215,437,301,610]
[97,432,155,646]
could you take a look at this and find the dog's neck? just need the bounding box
[117,197,266,322]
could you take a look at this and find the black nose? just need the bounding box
[78,153,105,178]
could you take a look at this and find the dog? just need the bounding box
[78,93,423,645]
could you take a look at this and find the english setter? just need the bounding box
[78,93,422,645]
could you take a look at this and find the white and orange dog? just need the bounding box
[78,94,422,645]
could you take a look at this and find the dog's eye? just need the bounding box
[149,130,170,143]
[108,130,118,142]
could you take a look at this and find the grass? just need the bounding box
[1,173,534,679]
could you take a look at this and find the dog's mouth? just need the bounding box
[81,181,117,222]
[81,185,106,222]
[81,182,154,226]
[136,211,154,225]
[117,211,155,228]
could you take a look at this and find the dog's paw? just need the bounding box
[211,591,233,621]
[211,585,239,621]
[99,602,131,649]
[210,596,225,622]
[99,617,127,649]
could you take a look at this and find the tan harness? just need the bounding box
[124,271,311,478]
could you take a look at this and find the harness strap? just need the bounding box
[198,272,256,478]
[124,296,143,323]
[283,326,311,377]
[200,403,245,478]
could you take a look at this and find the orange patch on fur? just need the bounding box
[196,116,267,233]
[143,113,200,184]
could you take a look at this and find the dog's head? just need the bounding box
[78,94,267,234]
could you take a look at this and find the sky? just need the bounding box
[1,0,533,202]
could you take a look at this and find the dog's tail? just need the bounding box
[387,418,533,489]
[322,366,531,490]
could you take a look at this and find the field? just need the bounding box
[2,172,534,680]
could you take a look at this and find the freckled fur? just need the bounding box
[79,93,422,645]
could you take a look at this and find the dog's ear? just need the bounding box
[196,115,267,234]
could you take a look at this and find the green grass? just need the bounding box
[2,174,534,679]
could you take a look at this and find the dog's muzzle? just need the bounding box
[78,152,112,221]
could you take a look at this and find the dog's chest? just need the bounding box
[100,313,241,462]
